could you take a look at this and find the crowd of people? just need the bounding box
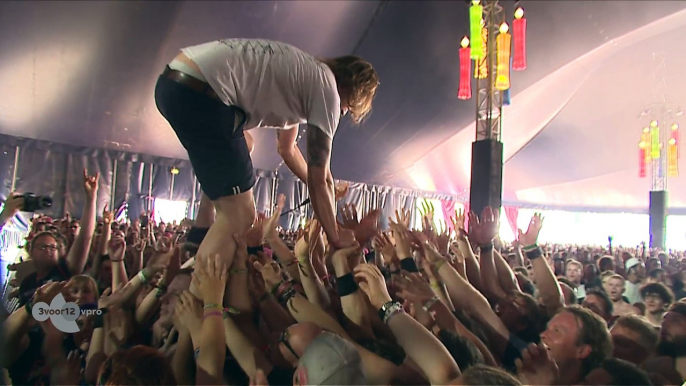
[0,170,685,386]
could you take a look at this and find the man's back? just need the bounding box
[182,39,340,135]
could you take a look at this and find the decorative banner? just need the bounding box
[650,120,660,159]
[671,123,679,157]
[495,22,511,91]
[474,27,488,79]
[512,7,527,71]
[469,1,483,59]
[458,37,472,100]
[639,146,646,178]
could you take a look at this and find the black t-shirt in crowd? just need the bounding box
[17,258,72,306]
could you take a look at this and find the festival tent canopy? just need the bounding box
[1,1,685,212]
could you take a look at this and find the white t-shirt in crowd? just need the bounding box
[182,39,341,139]
[624,280,642,305]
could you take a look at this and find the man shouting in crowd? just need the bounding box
[155,39,379,266]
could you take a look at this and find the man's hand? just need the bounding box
[83,170,100,199]
[0,193,24,224]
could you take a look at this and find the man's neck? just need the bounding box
[627,275,641,284]
[557,361,584,385]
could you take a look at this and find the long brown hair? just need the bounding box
[321,55,379,124]
[97,345,177,385]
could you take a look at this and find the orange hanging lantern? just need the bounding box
[512,7,527,71]
[668,123,679,176]
[474,27,488,79]
[458,37,472,100]
[495,22,511,91]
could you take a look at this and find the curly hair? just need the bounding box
[640,282,674,306]
[321,55,379,124]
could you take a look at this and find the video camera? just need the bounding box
[21,193,52,212]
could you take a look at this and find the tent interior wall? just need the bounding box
[0,133,458,230]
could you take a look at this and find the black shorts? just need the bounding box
[154,73,255,200]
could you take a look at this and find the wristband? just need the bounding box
[155,287,167,298]
[422,296,441,312]
[523,244,538,251]
[224,307,241,315]
[336,273,359,297]
[187,227,209,245]
[93,313,105,329]
[230,267,248,275]
[138,270,148,284]
[110,259,123,263]
[247,245,264,256]
[378,301,404,324]
[430,281,442,289]
[434,259,447,271]
[278,286,297,304]
[479,243,494,252]
[270,280,285,295]
[202,311,223,321]
[525,247,543,260]
[204,303,222,310]
[400,258,419,273]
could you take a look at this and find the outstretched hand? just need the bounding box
[518,213,544,247]
[354,264,392,309]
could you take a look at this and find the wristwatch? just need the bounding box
[378,301,404,324]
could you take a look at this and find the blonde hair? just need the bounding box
[321,55,379,124]
[67,274,100,300]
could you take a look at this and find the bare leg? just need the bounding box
[195,193,216,228]
[196,190,256,275]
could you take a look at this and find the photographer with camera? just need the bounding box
[0,193,25,232]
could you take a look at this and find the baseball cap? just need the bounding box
[296,332,366,385]
[625,257,641,270]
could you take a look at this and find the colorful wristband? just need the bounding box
[202,311,223,321]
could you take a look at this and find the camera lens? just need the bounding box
[39,197,53,209]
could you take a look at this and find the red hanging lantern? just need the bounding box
[512,7,527,71]
[458,36,472,100]
[639,146,647,178]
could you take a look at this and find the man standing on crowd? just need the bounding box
[155,39,379,267]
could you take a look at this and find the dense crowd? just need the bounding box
[0,171,685,386]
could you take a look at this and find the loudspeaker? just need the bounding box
[649,190,667,249]
[469,139,504,221]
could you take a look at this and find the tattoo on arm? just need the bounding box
[307,126,332,168]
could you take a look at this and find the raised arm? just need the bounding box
[66,170,99,275]
[306,126,339,247]
[277,125,308,183]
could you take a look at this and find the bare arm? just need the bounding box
[277,125,309,183]
[306,126,339,246]
[493,249,521,294]
[66,172,99,275]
